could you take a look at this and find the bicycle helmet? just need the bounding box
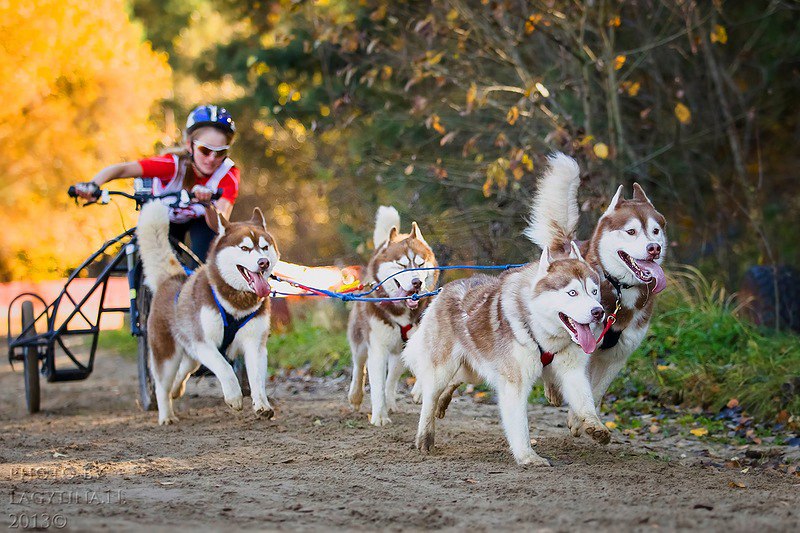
[185,105,236,138]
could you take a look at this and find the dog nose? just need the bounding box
[411,278,422,292]
[591,307,604,321]
[647,242,661,260]
[257,258,270,272]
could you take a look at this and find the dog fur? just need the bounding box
[136,202,279,425]
[347,206,439,426]
[402,244,610,466]
[528,153,667,435]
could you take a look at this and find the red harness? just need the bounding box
[400,324,413,343]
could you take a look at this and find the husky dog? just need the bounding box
[347,206,438,426]
[527,153,667,434]
[136,201,279,425]
[403,244,609,466]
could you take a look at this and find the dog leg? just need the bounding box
[497,380,550,466]
[410,380,422,404]
[385,353,404,413]
[243,340,274,419]
[367,343,391,426]
[587,349,629,412]
[170,354,199,400]
[348,346,368,412]
[540,366,563,407]
[414,360,460,453]
[552,351,610,445]
[151,349,182,425]
[435,382,461,419]
[192,342,244,411]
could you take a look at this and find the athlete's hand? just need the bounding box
[74,181,100,200]
[191,185,213,203]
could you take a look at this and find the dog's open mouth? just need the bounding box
[238,265,271,298]
[394,279,419,309]
[559,312,597,354]
[617,251,667,293]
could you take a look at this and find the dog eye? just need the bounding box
[653,228,660,235]
[592,288,598,295]
[626,229,636,236]
[567,289,578,297]
[241,246,252,252]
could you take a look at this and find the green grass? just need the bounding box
[96,327,138,359]
[267,315,350,374]
[608,266,800,423]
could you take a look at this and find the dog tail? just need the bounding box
[524,152,581,254]
[136,201,184,292]
[373,205,401,248]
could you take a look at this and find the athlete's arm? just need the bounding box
[215,197,234,220]
[90,162,144,187]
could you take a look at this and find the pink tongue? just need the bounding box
[575,323,597,354]
[251,271,271,298]
[634,259,667,293]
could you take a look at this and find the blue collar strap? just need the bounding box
[211,287,261,355]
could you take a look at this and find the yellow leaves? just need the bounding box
[525,14,543,34]
[466,82,477,107]
[675,102,692,124]
[614,55,626,70]
[426,114,446,134]
[593,142,610,159]
[711,24,728,44]
[728,481,746,489]
[657,364,670,371]
[483,158,509,197]
[605,421,618,430]
[690,428,709,437]
[319,104,331,117]
[521,153,534,172]
[369,5,387,22]
[446,9,459,21]
[506,106,520,125]
[620,80,641,96]
[608,16,621,27]
[381,65,393,80]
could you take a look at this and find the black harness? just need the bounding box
[599,274,629,350]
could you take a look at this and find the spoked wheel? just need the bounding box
[21,300,40,414]
[136,283,157,411]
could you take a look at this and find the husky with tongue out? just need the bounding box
[402,243,609,465]
[347,206,438,426]
[136,201,279,425]
[527,153,668,437]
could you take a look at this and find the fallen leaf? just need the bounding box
[404,164,414,175]
[608,16,621,27]
[605,421,618,430]
[440,131,457,146]
[593,142,610,159]
[464,478,478,484]
[711,24,728,44]
[53,452,67,458]
[727,398,739,408]
[614,55,626,70]
[690,428,709,437]
[728,480,746,489]
[657,364,670,371]
[649,424,661,434]
[506,106,520,125]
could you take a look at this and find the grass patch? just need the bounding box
[95,327,138,359]
[268,317,350,374]
[608,266,800,423]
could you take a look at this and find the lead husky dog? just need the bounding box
[527,153,667,435]
[136,201,279,425]
[403,244,609,466]
[347,206,438,426]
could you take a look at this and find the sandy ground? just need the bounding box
[1,350,799,532]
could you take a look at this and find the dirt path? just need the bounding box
[1,350,798,532]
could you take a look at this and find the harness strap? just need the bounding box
[211,288,261,355]
[400,324,413,343]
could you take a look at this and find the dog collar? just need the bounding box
[400,323,413,343]
[536,341,555,366]
[605,273,633,293]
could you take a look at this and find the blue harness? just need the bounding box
[174,278,261,355]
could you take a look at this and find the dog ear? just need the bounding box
[215,208,231,236]
[409,221,429,245]
[602,185,624,218]
[204,203,227,234]
[535,248,551,281]
[388,226,399,243]
[250,207,267,231]
[568,241,586,262]
[631,183,652,204]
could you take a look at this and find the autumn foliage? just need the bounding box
[0,0,170,280]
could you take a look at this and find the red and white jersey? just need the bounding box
[138,155,240,223]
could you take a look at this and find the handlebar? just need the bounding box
[68,186,222,206]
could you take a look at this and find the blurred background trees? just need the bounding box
[4,0,799,286]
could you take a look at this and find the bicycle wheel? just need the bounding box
[21,301,40,414]
[136,279,157,411]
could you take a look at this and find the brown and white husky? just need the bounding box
[527,153,667,435]
[402,243,609,466]
[347,206,438,426]
[136,201,279,425]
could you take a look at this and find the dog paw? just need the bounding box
[370,412,392,427]
[158,413,179,426]
[386,401,399,413]
[170,383,187,400]
[416,432,434,452]
[253,403,275,420]
[584,423,611,445]
[544,382,563,407]
[410,383,422,404]
[515,451,551,467]
[348,390,363,412]
[225,395,244,412]
[567,410,584,437]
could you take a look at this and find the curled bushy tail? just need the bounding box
[524,152,581,253]
[136,202,183,292]
[373,205,401,248]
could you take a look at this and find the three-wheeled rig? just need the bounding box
[6,183,224,414]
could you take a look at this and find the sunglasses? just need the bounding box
[193,140,229,159]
